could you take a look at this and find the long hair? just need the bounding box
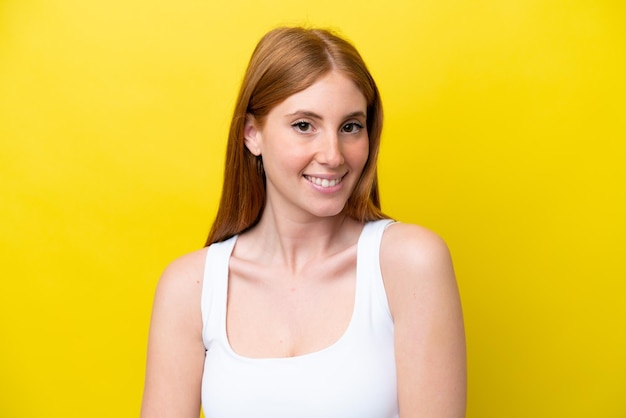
[206,27,386,245]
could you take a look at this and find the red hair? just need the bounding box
[206,27,386,245]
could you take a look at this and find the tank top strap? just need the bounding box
[201,235,237,350]
[355,219,395,325]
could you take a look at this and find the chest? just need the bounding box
[225,252,357,358]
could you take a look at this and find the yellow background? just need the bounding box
[1,0,624,416]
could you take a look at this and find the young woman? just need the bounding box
[141,27,466,418]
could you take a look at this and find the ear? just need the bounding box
[243,114,262,156]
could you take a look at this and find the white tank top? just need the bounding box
[200,219,398,418]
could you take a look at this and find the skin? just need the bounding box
[141,70,466,417]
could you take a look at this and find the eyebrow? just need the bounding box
[286,110,366,120]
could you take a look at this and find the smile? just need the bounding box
[304,175,344,188]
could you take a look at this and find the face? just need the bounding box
[244,71,369,222]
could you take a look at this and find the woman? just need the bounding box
[141,27,466,418]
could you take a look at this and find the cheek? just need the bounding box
[264,143,306,174]
[352,139,370,170]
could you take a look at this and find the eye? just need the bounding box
[292,120,313,133]
[341,122,363,134]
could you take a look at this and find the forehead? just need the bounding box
[273,71,367,117]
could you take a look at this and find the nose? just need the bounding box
[316,131,344,168]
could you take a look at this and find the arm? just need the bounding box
[381,223,466,418]
[141,250,207,418]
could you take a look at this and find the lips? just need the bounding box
[304,174,344,188]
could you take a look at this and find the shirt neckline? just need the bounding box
[218,221,379,363]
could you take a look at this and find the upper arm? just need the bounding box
[141,250,207,418]
[381,223,466,418]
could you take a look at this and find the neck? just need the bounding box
[240,207,362,276]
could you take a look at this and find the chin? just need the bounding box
[307,204,348,219]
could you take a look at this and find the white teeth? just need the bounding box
[306,176,342,188]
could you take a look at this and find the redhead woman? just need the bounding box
[141,27,466,418]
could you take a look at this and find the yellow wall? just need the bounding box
[1,0,624,416]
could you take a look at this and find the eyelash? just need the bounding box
[290,121,364,134]
[292,120,312,132]
[342,122,363,133]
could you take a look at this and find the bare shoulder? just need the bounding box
[380,223,462,338]
[150,247,210,328]
[380,223,454,289]
[156,247,208,296]
[381,222,450,255]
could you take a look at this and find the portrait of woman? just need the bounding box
[140,27,466,418]
[2,2,623,417]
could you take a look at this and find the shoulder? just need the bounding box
[379,222,457,319]
[153,247,209,314]
[381,222,453,276]
[159,247,208,288]
[147,247,210,346]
